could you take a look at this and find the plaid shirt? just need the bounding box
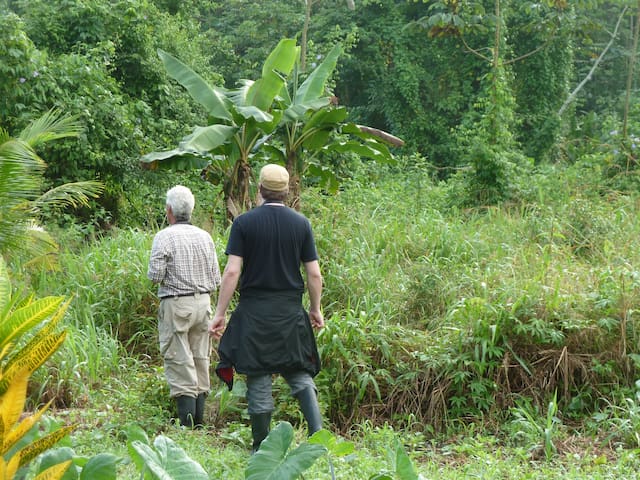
[148,222,221,298]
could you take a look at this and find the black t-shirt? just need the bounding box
[225,204,318,293]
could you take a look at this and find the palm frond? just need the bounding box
[18,109,83,149]
[0,139,45,201]
[33,181,104,210]
[0,227,34,263]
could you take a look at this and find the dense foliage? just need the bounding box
[2,0,639,227]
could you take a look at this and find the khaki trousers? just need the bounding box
[158,293,212,397]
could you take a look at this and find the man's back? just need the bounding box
[226,204,318,292]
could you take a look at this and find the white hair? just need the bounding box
[166,185,195,221]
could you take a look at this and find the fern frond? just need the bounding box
[0,259,10,314]
[0,140,44,214]
[33,181,104,210]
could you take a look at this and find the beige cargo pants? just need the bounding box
[158,293,212,397]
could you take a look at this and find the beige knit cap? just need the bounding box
[259,164,289,192]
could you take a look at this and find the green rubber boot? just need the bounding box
[194,392,207,429]
[250,412,272,454]
[296,387,323,435]
[176,395,196,429]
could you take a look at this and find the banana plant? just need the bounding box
[141,38,298,218]
[141,38,400,217]
[271,42,399,208]
[0,257,74,479]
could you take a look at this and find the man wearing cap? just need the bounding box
[209,163,325,453]
[148,185,222,429]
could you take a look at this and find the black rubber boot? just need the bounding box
[176,395,196,429]
[194,393,207,429]
[296,388,323,435]
[250,412,271,454]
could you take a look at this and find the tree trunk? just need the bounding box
[558,7,627,116]
[225,159,252,221]
[623,1,640,139]
[300,0,313,72]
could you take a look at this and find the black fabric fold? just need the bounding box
[215,290,320,389]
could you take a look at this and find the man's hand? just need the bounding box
[309,309,324,329]
[209,313,226,339]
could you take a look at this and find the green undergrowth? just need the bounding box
[12,162,640,477]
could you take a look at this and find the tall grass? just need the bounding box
[305,163,640,433]
[15,162,640,453]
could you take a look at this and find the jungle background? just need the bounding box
[3,0,640,478]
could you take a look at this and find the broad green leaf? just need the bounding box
[283,98,331,123]
[247,76,288,113]
[235,105,274,123]
[228,79,253,108]
[157,49,232,122]
[301,129,331,151]
[261,39,299,80]
[78,453,119,480]
[308,429,355,457]
[245,422,326,480]
[130,442,165,479]
[247,39,298,111]
[259,145,287,164]
[295,44,343,104]
[306,164,340,194]
[140,150,211,171]
[131,436,209,480]
[323,140,393,163]
[302,108,348,132]
[394,440,419,480]
[181,125,237,152]
[260,109,283,134]
[125,424,151,478]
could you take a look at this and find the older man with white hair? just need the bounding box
[148,185,221,428]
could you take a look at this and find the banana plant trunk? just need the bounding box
[225,159,253,220]
[286,151,302,211]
